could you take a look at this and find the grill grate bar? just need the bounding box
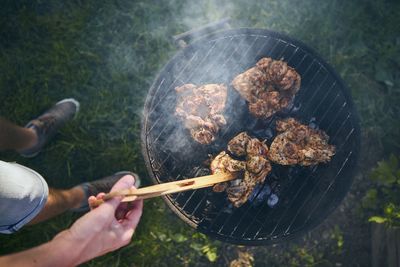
[178,36,264,212]
[243,82,346,239]
[146,78,166,134]
[325,103,349,133]
[184,38,233,83]
[207,68,323,233]
[163,165,195,203]
[225,45,311,145]
[226,36,262,73]
[144,31,359,244]
[152,122,175,144]
[165,37,246,202]
[229,176,281,235]
[250,113,352,239]
[239,169,312,238]
[211,75,344,237]
[317,92,341,124]
[148,38,235,169]
[265,169,320,237]
[284,129,355,233]
[219,40,290,142]
[213,42,305,233]
[180,189,200,210]
[222,72,332,236]
[150,147,191,185]
[149,50,202,115]
[244,79,348,238]
[148,38,235,145]
[202,39,296,231]
[147,41,222,138]
[285,45,300,63]
[303,140,354,224]
[188,37,236,84]
[267,112,352,236]
[220,37,256,70]
[150,39,228,115]
[220,39,283,144]
[157,153,172,176]
[306,81,337,116]
[150,38,231,117]
[205,42,311,232]
[147,113,163,135]
[266,106,350,231]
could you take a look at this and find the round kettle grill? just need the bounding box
[141,28,360,245]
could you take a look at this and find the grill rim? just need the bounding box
[140,28,361,245]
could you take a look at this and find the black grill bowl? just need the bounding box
[141,28,361,245]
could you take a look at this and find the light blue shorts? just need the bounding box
[0,161,48,234]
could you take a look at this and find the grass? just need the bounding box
[0,0,399,266]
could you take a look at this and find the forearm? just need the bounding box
[0,176,142,266]
[0,230,86,267]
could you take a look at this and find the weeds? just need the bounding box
[363,155,400,227]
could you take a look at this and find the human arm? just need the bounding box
[0,175,143,267]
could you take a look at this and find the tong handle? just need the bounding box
[90,172,236,208]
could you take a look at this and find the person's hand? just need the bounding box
[54,175,143,265]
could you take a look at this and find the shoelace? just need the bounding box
[34,115,57,135]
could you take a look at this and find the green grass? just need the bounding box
[0,0,399,266]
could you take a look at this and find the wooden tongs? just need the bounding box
[91,172,237,207]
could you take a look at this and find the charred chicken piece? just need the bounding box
[246,137,269,157]
[269,118,336,166]
[175,83,227,144]
[232,57,301,119]
[227,132,251,157]
[211,132,272,207]
[210,151,246,192]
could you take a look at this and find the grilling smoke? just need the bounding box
[89,0,339,166]
[144,1,254,160]
[88,0,241,155]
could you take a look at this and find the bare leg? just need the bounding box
[0,117,37,151]
[28,187,85,224]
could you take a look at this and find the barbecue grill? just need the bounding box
[141,27,360,245]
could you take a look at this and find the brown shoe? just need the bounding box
[18,98,80,157]
[71,171,140,212]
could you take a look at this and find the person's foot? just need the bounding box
[18,98,80,157]
[71,171,141,212]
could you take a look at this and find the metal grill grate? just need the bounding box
[141,29,360,245]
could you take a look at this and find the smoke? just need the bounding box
[177,0,236,33]
[135,1,258,172]
[80,0,351,177]
[141,3,255,174]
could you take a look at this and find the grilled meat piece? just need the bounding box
[175,83,227,144]
[246,137,269,157]
[210,151,246,192]
[210,151,247,174]
[211,132,272,207]
[232,57,301,119]
[227,132,251,157]
[269,118,336,166]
